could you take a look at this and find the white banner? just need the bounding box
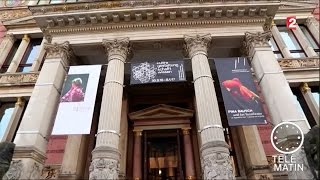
[52,65,101,135]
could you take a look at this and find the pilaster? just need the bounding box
[132,130,142,180]
[30,38,48,72]
[0,97,25,142]
[305,17,319,45]
[0,34,15,69]
[119,98,128,179]
[5,41,73,179]
[237,126,273,179]
[184,34,234,179]
[270,23,292,58]
[181,128,196,179]
[243,31,310,133]
[89,38,129,180]
[300,83,319,125]
[292,26,318,57]
[58,135,88,180]
[7,34,30,73]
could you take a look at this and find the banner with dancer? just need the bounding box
[52,65,101,135]
[214,57,267,126]
[130,61,186,84]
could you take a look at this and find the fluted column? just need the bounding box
[300,83,319,125]
[181,128,196,179]
[4,42,73,180]
[89,38,129,180]
[7,34,30,73]
[270,23,292,58]
[292,26,318,57]
[30,38,48,72]
[132,130,142,180]
[243,31,310,133]
[305,17,319,44]
[184,34,234,180]
[0,33,15,69]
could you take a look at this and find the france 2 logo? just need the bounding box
[286,16,297,30]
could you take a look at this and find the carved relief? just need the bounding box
[0,73,39,86]
[184,34,211,58]
[29,162,41,179]
[44,41,73,61]
[0,8,32,21]
[278,58,319,69]
[201,152,234,179]
[259,174,271,180]
[102,38,130,62]
[3,160,23,180]
[89,158,120,180]
[41,166,59,179]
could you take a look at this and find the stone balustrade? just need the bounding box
[0,72,39,86]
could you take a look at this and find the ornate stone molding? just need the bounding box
[102,38,130,62]
[184,34,211,58]
[242,31,272,57]
[4,33,15,43]
[306,16,319,30]
[89,158,120,180]
[2,160,23,180]
[41,165,60,179]
[278,57,319,70]
[0,72,39,87]
[44,41,73,62]
[0,8,32,21]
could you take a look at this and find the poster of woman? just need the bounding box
[60,74,89,103]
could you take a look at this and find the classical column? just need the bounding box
[89,38,129,180]
[292,26,318,57]
[237,126,273,179]
[59,135,88,179]
[0,33,15,69]
[4,42,73,180]
[0,97,25,142]
[300,83,319,125]
[181,128,196,179]
[184,34,234,179]
[132,130,142,180]
[31,38,48,72]
[7,34,30,73]
[270,22,292,58]
[243,31,310,133]
[305,17,319,44]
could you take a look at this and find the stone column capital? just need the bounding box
[44,41,73,63]
[300,82,311,94]
[22,34,30,43]
[242,31,272,56]
[306,16,319,28]
[102,38,130,62]
[15,97,24,107]
[133,130,142,136]
[184,34,211,58]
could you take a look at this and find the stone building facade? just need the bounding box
[0,0,319,179]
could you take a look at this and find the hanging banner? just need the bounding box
[214,57,267,126]
[52,65,101,135]
[130,61,186,84]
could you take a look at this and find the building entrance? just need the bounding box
[144,130,184,180]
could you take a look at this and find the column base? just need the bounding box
[3,147,45,180]
[89,146,120,180]
[246,165,273,180]
[200,141,235,180]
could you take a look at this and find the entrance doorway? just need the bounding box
[143,130,184,180]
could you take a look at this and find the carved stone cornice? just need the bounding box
[102,38,130,62]
[0,72,39,87]
[242,31,272,57]
[278,57,320,70]
[184,34,211,58]
[44,41,73,62]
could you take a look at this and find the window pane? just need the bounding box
[293,95,307,118]
[278,27,303,50]
[291,52,306,58]
[269,37,279,51]
[19,39,42,72]
[0,104,15,140]
[300,26,319,49]
[4,40,21,66]
[50,0,65,4]
[312,92,319,107]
